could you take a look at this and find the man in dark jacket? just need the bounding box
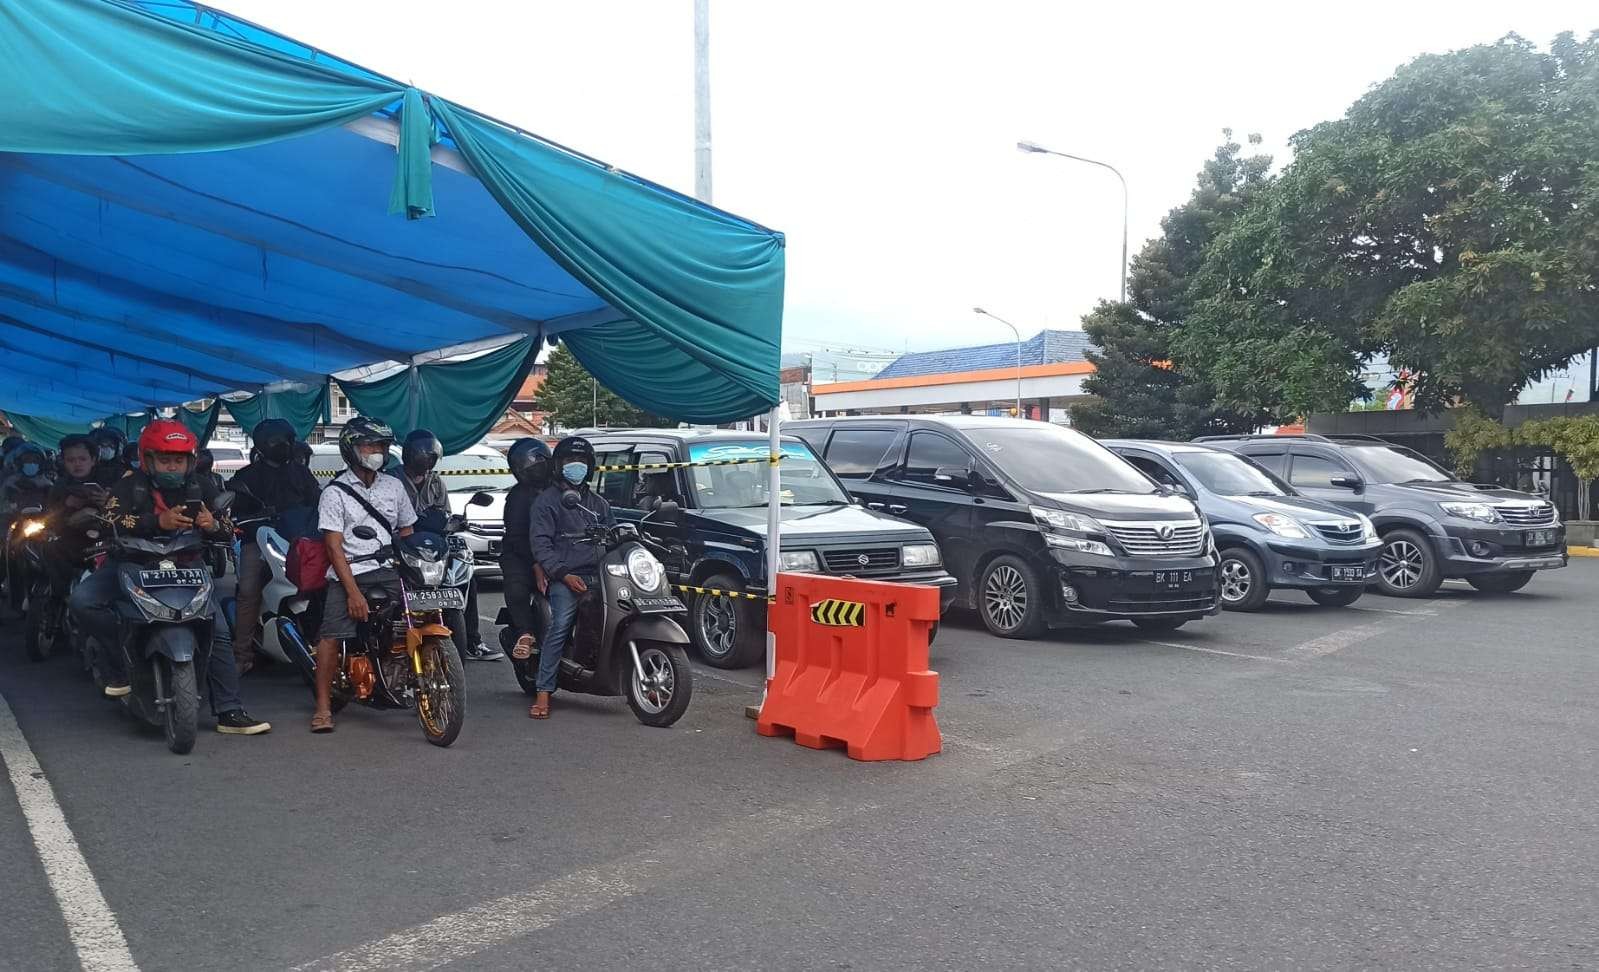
[227,419,322,673]
[502,437,551,661]
[528,436,612,719]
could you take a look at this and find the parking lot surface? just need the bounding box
[1,564,1594,970]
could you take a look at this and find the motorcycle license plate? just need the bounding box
[137,568,208,587]
[1524,529,1555,547]
[1329,566,1364,582]
[404,588,465,612]
[632,595,684,614]
[1151,569,1203,593]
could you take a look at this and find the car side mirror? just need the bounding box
[934,465,975,489]
[1330,475,1363,490]
[469,491,493,508]
[351,525,378,541]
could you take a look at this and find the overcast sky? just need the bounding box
[222,1,1595,358]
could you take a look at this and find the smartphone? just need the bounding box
[184,500,203,520]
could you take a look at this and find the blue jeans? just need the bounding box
[538,575,590,693]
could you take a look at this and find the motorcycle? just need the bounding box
[69,491,236,755]
[215,508,320,685]
[496,494,694,727]
[13,506,53,661]
[320,514,475,747]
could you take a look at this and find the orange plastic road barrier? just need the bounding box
[756,572,941,761]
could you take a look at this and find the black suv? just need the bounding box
[584,429,956,668]
[788,416,1220,638]
[1200,434,1566,597]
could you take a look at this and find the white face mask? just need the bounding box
[359,453,385,471]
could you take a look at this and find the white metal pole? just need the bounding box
[693,0,713,205]
[764,405,781,686]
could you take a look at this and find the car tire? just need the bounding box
[1374,528,1442,597]
[977,555,1047,639]
[1217,547,1270,612]
[1306,586,1363,607]
[1132,616,1187,632]
[1466,571,1535,594]
[689,572,762,669]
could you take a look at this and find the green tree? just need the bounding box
[535,344,672,432]
[1443,409,1514,477]
[1519,415,1599,519]
[1070,133,1272,438]
[1180,32,1599,420]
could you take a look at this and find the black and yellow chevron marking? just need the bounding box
[594,455,783,474]
[809,598,865,627]
[673,583,773,603]
[312,467,508,479]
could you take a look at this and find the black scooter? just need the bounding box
[496,494,694,726]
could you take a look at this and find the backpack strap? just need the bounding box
[330,480,395,540]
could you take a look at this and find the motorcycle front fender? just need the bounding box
[145,625,199,663]
[620,615,691,647]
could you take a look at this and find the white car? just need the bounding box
[206,439,248,476]
[308,443,514,578]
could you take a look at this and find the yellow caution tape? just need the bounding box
[673,583,774,603]
[311,467,509,479]
[809,598,865,627]
[594,455,783,474]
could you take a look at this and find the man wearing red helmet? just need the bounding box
[70,420,270,735]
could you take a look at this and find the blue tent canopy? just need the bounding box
[0,0,785,428]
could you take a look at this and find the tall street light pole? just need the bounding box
[693,0,713,205]
[973,307,1024,419]
[1017,140,1128,304]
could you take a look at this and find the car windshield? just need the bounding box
[688,440,851,509]
[1174,450,1289,496]
[966,425,1156,494]
[1345,445,1454,484]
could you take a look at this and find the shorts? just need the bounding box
[319,568,402,641]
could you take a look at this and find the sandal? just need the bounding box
[529,692,550,720]
[511,635,536,661]
[310,711,335,733]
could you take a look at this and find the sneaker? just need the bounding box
[215,710,272,735]
[103,680,131,699]
[465,642,504,662]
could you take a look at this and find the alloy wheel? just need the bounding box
[1219,557,1252,604]
[701,595,738,658]
[630,646,676,715]
[984,565,1028,631]
[1380,539,1425,590]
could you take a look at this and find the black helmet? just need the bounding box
[551,436,596,485]
[292,440,313,466]
[337,416,395,472]
[195,448,215,475]
[508,437,552,487]
[401,429,443,474]
[251,418,297,465]
[88,426,127,464]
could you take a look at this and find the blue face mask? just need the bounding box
[561,461,588,485]
[20,462,40,478]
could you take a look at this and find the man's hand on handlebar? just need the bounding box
[157,506,193,532]
[194,507,216,531]
[563,575,587,594]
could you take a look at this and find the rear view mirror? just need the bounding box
[67,508,99,529]
[1330,475,1363,490]
[351,525,378,541]
[212,490,236,514]
[653,500,684,525]
[469,491,493,508]
[560,491,580,509]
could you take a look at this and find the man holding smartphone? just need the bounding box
[70,421,270,735]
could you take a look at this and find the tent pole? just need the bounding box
[764,405,781,688]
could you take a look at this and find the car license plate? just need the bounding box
[1152,569,1199,592]
[404,588,465,612]
[1329,566,1364,582]
[1524,529,1555,547]
[137,568,208,587]
[632,595,685,614]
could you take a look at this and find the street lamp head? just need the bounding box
[1016,140,1049,154]
[972,306,987,316]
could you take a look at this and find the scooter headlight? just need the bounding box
[417,560,446,587]
[626,548,664,593]
[183,583,212,618]
[20,519,45,538]
[121,579,176,621]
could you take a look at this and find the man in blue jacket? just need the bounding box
[528,436,612,719]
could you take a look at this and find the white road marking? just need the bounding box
[1284,619,1392,659]
[1136,639,1295,664]
[478,613,500,627]
[690,663,764,689]
[292,802,842,972]
[0,692,137,972]
[1343,604,1437,617]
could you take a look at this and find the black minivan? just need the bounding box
[788,417,1220,637]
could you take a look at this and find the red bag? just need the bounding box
[286,536,330,594]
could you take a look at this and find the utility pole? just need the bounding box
[693,0,712,204]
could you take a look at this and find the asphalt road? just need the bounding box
[0,563,1595,971]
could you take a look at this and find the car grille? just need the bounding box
[822,548,901,574]
[1312,521,1366,544]
[1106,592,1218,614]
[1497,503,1555,525]
[1102,521,1205,557]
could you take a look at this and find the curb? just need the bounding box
[1567,546,1599,558]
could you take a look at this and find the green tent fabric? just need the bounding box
[339,337,538,453]
[171,401,222,444]
[0,0,432,217]
[3,412,86,448]
[223,385,330,442]
[2,402,214,449]
[429,101,784,423]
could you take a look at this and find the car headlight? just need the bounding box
[1252,512,1309,539]
[1439,501,1499,523]
[20,519,45,538]
[1357,514,1378,542]
[1044,534,1114,557]
[780,549,820,572]
[627,547,665,592]
[901,542,941,567]
[1030,506,1103,533]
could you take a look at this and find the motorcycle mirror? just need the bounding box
[560,490,580,509]
[655,500,683,524]
[469,491,493,508]
[212,490,237,514]
[67,508,99,529]
[352,525,378,541]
